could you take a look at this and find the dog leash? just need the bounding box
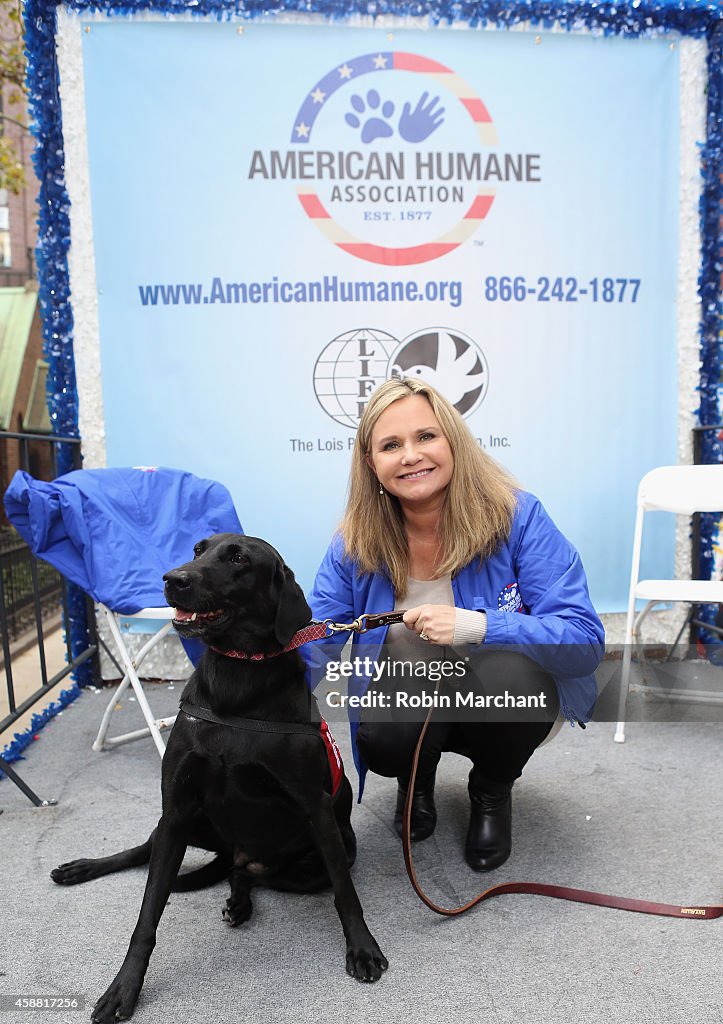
[210,611,406,660]
[322,616,721,919]
[402,693,723,920]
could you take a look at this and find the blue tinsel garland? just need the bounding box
[20,0,723,651]
[694,20,723,637]
[38,0,723,37]
[24,0,96,690]
[0,684,81,777]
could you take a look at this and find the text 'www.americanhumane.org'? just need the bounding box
[137,275,463,309]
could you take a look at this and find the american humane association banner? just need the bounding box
[78,20,679,608]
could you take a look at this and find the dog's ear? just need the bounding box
[274,563,312,646]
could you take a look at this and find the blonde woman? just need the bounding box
[308,378,604,871]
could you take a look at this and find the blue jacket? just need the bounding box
[306,491,604,799]
[4,466,243,613]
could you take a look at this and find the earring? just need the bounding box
[379,482,384,495]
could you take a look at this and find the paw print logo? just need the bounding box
[345,90,395,144]
[345,89,445,145]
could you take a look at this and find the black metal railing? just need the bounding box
[0,531,63,643]
[0,431,99,806]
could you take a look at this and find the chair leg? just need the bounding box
[92,672,133,752]
[101,610,168,757]
[614,640,633,743]
[666,606,694,663]
[614,606,648,743]
[614,602,656,743]
[127,672,167,757]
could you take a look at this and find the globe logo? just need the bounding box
[313,328,399,428]
[390,328,488,417]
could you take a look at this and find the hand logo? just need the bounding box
[398,92,446,143]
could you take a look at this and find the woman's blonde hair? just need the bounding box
[340,377,518,595]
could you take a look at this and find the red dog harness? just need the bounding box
[319,718,343,797]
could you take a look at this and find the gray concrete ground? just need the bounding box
[0,676,721,1024]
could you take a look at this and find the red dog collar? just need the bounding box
[210,620,329,661]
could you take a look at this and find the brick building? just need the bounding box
[0,8,51,522]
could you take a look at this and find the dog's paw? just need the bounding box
[222,892,253,927]
[345,938,389,983]
[91,973,142,1023]
[50,859,100,885]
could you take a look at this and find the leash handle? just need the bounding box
[403,700,722,920]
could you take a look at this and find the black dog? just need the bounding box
[51,534,387,1022]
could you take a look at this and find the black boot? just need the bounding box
[393,773,437,842]
[465,769,514,871]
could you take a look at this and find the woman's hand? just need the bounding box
[402,604,456,645]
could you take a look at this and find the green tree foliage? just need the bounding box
[0,0,26,193]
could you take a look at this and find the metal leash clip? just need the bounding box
[322,611,407,636]
[323,614,371,635]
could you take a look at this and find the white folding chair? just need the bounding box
[614,465,723,742]
[92,606,179,756]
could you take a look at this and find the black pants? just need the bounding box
[357,650,560,786]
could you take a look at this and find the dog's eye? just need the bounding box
[229,550,247,565]
[193,544,203,558]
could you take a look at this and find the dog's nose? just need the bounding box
[163,570,192,590]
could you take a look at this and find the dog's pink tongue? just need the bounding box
[174,608,195,621]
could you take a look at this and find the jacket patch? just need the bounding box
[498,582,524,613]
